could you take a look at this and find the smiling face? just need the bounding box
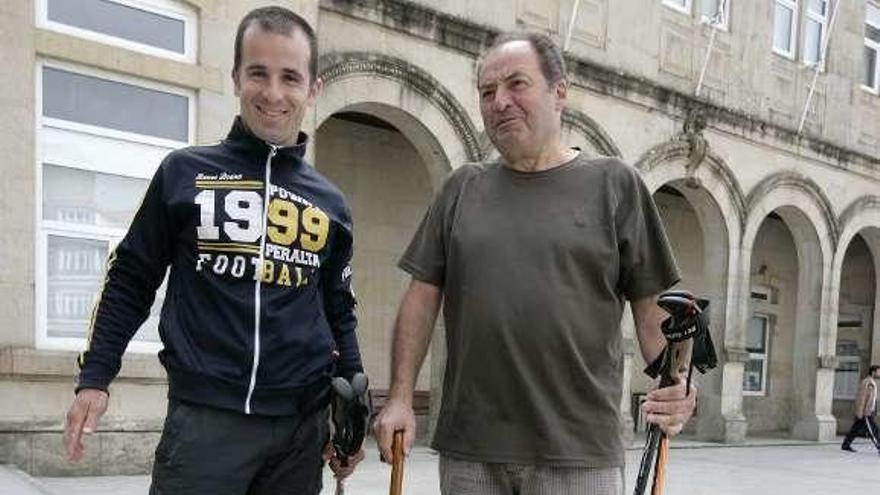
[477,40,566,162]
[233,25,321,146]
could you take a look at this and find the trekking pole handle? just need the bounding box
[389,430,405,495]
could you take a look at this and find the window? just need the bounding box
[864,1,880,92]
[36,60,194,352]
[743,314,770,395]
[701,0,729,29]
[834,339,861,399]
[663,0,692,14]
[773,0,798,58]
[37,0,197,62]
[803,0,831,66]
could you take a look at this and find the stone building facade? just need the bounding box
[1,0,878,475]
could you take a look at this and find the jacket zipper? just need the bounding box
[244,144,277,414]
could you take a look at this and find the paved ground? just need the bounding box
[4,436,879,494]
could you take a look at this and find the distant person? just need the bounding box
[841,365,880,453]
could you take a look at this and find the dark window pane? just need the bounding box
[866,45,878,88]
[867,24,880,44]
[47,0,185,53]
[43,67,188,141]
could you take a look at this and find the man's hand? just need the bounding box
[322,442,365,480]
[640,379,696,437]
[372,397,416,464]
[63,388,109,462]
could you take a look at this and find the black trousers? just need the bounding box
[149,399,328,495]
[842,414,880,450]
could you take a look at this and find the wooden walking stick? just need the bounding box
[389,430,405,495]
[634,291,717,495]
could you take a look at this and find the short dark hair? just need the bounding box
[870,365,880,375]
[232,6,318,84]
[479,31,567,86]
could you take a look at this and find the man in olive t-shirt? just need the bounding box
[374,32,697,494]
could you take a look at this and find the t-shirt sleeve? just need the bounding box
[398,165,476,287]
[615,165,680,300]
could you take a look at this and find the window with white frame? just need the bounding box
[37,60,194,352]
[803,0,831,66]
[834,339,862,400]
[36,0,197,63]
[701,0,730,29]
[743,314,771,395]
[663,0,692,14]
[864,1,880,92]
[773,0,799,58]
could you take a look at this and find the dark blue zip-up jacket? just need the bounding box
[76,117,363,416]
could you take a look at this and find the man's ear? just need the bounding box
[308,76,324,103]
[554,80,568,111]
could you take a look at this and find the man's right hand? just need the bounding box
[63,388,109,462]
[372,397,416,464]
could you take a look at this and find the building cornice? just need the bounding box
[320,0,879,173]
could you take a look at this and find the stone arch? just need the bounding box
[739,172,838,440]
[829,196,880,366]
[561,109,622,157]
[633,140,743,440]
[635,140,745,242]
[838,196,880,252]
[318,52,482,186]
[745,172,838,249]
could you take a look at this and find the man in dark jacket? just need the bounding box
[62,6,364,494]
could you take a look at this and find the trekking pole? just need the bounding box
[389,430,405,495]
[634,291,716,495]
[330,373,372,495]
[637,328,691,495]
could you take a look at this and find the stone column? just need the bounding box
[792,355,838,441]
[715,348,748,443]
[697,242,750,443]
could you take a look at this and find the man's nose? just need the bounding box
[262,76,284,102]
[491,88,511,112]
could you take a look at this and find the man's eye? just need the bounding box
[481,90,495,100]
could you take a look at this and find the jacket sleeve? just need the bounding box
[321,206,363,380]
[855,378,870,418]
[75,163,175,393]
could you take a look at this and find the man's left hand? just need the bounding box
[640,379,697,436]
[322,441,365,480]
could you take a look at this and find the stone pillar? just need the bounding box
[0,0,36,348]
[715,348,748,443]
[697,244,749,443]
[792,355,838,441]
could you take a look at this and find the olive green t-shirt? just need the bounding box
[399,155,680,467]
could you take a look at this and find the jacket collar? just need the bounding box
[223,116,309,161]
